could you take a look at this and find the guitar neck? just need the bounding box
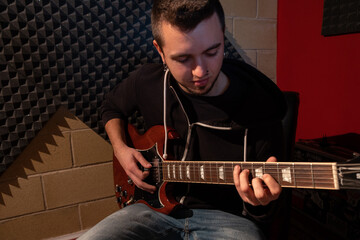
[161,161,340,190]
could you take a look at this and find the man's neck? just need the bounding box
[203,71,230,97]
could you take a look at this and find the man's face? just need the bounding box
[154,13,225,96]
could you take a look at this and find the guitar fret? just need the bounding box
[172,164,176,179]
[200,163,204,182]
[218,163,224,182]
[232,162,234,182]
[167,164,171,180]
[186,164,190,180]
[313,164,336,189]
[208,163,213,183]
[310,163,314,188]
[282,166,292,184]
[193,162,198,182]
[263,162,266,176]
[182,162,186,180]
[230,162,234,183]
[226,163,230,183]
[182,162,187,180]
[200,164,205,180]
[292,163,296,187]
[222,163,227,182]
[189,162,193,181]
[228,162,234,183]
[204,163,210,183]
[195,162,199,181]
[183,163,185,180]
[200,162,204,182]
[178,163,182,180]
[255,165,263,179]
[197,162,201,182]
[251,163,255,179]
[215,162,219,183]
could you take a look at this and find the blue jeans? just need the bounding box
[78,204,265,240]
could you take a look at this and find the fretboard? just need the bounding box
[161,161,339,190]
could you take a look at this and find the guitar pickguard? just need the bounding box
[133,145,164,208]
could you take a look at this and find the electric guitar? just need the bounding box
[113,124,360,215]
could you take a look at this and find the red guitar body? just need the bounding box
[113,124,180,215]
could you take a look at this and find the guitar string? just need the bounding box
[141,162,360,186]
[146,163,340,173]
[146,162,340,173]
[145,164,338,185]
[147,161,341,168]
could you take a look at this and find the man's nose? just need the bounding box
[192,58,207,78]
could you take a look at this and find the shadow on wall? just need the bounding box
[0,107,80,205]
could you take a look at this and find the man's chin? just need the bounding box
[188,86,211,96]
[177,77,217,96]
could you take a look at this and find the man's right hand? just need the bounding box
[105,118,157,194]
[114,145,157,193]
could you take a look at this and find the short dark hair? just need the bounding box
[151,0,225,48]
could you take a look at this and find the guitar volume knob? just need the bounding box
[121,190,128,197]
[115,185,122,192]
[127,178,133,185]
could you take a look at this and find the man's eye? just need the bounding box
[206,50,218,56]
[176,57,189,63]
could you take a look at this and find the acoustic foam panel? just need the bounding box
[322,0,360,36]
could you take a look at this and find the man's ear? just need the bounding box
[153,40,165,63]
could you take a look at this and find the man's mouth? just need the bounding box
[193,78,209,87]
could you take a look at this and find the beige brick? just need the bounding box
[38,107,89,135]
[220,0,257,17]
[257,50,277,82]
[258,0,278,19]
[1,133,72,181]
[241,49,257,67]
[72,129,113,166]
[43,163,114,209]
[0,176,45,220]
[225,17,233,33]
[79,197,119,229]
[233,19,277,49]
[0,206,80,240]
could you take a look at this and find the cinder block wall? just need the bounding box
[0,1,278,239]
[221,0,278,82]
[0,107,119,239]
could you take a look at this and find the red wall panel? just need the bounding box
[277,0,360,140]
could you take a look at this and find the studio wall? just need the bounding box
[277,0,360,140]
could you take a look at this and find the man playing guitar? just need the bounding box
[79,0,287,239]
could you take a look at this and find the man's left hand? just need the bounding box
[233,156,282,206]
